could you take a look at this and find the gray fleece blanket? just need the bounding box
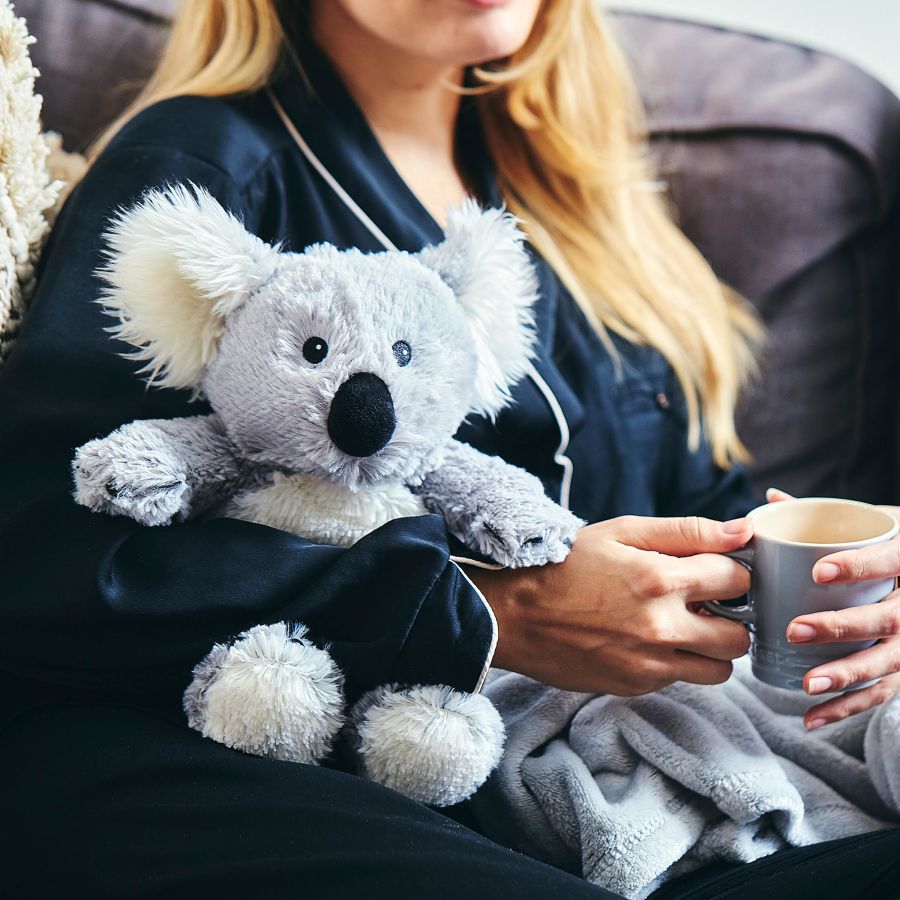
[470,658,900,899]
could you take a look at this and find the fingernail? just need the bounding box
[788,623,816,643]
[722,518,749,535]
[765,487,781,501]
[806,718,827,731]
[807,676,833,695]
[814,563,840,583]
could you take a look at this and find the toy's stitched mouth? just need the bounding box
[327,372,396,457]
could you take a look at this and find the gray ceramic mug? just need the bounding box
[702,498,899,690]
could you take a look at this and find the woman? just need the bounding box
[1,0,898,896]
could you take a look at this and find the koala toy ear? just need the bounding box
[416,199,538,418]
[99,182,279,390]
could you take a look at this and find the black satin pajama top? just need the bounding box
[0,40,752,730]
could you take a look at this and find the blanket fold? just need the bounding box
[471,658,899,899]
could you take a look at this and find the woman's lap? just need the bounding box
[0,702,610,899]
[648,828,900,900]
[3,703,898,900]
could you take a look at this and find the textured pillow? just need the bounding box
[0,0,63,363]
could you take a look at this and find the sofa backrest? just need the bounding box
[612,13,900,504]
[15,0,900,504]
[14,0,175,154]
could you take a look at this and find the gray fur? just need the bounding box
[415,439,584,568]
[344,684,397,760]
[202,246,479,489]
[183,640,230,732]
[73,414,254,527]
[73,187,581,570]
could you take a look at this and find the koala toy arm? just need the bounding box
[412,439,585,568]
[74,414,251,527]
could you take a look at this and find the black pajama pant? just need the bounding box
[2,702,898,899]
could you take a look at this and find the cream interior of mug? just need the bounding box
[750,499,897,546]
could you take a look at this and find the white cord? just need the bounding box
[269,90,399,252]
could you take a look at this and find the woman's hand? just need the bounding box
[463,515,752,695]
[769,488,900,730]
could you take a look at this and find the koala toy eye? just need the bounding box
[392,340,412,367]
[302,337,329,364]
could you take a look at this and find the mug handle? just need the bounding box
[700,547,755,625]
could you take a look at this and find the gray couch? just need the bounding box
[16,0,900,504]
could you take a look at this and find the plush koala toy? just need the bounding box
[73,184,583,806]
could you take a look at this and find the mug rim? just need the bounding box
[747,496,899,549]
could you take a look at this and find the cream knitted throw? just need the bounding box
[0,1,85,364]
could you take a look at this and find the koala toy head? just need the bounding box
[100,184,538,488]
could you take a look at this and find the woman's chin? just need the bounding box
[436,24,537,67]
[394,0,542,69]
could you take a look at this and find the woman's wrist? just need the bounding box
[460,563,542,672]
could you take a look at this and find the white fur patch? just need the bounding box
[417,200,538,418]
[99,183,279,390]
[187,622,344,764]
[352,684,506,807]
[226,472,427,547]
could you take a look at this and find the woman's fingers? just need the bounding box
[610,514,752,557]
[670,650,736,685]
[631,550,752,661]
[803,671,900,731]
[801,635,900,696]
[670,552,751,603]
[644,552,752,658]
[765,487,794,503]
[812,534,900,585]
[787,591,900,645]
[674,611,751,661]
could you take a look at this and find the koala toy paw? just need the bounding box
[469,499,584,568]
[73,433,190,527]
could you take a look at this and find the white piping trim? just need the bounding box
[450,559,498,693]
[268,90,399,252]
[450,555,504,572]
[525,362,574,511]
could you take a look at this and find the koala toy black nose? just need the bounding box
[327,372,396,457]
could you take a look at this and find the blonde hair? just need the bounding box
[95,0,759,466]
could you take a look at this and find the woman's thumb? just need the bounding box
[614,515,752,557]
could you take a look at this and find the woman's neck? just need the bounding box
[309,5,470,226]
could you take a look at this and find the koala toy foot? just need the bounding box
[184,622,345,764]
[470,498,584,568]
[349,684,505,807]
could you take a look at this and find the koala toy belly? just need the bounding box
[225,472,427,547]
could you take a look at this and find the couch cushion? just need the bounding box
[612,12,900,504]
[13,0,176,152]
